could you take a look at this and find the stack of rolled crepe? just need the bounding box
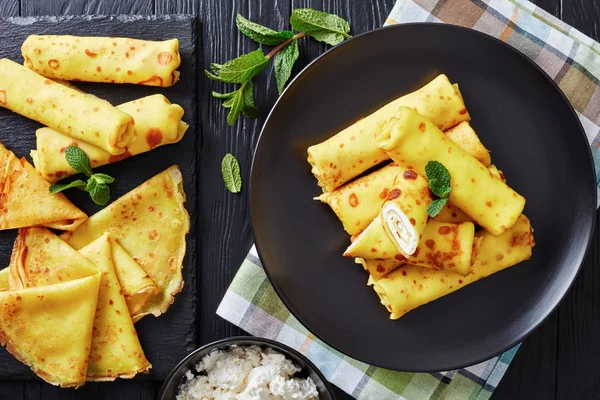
[0,34,186,184]
[309,74,534,319]
[0,166,189,386]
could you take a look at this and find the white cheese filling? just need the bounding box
[382,202,418,256]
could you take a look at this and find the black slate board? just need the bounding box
[0,15,198,381]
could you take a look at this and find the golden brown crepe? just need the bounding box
[372,215,534,319]
[444,121,491,166]
[79,234,151,380]
[377,107,526,236]
[316,122,491,234]
[344,169,432,259]
[0,267,9,291]
[61,166,189,321]
[22,35,181,87]
[307,74,470,192]
[0,143,87,231]
[109,233,158,316]
[0,274,100,387]
[31,94,189,183]
[487,164,506,182]
[316,163,402,235]
[8,227,99,290]
[353,220,475,277]
[0,58,134,155]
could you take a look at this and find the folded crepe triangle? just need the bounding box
[109,233,158,317]
[0,142,87,231]
[62,166,189,322]
[8,227,99,289]
[0,274,100,388]
[79,233,151,381]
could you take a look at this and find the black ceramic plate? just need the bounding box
[250,23,597,371]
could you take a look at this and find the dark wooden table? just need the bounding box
[0,0,598,399]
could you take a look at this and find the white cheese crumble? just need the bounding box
[176,345,319,400]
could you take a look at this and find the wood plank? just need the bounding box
[0,0,18,17]
[556,211,600,399]
[156,0,197,14]
[555,1,600,398]
[562,0,600,39]
[531,0,561,18]
[21,0,153,15]
[494,312,558,399]
[195,0,292,344]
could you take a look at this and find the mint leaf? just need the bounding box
[236,14,295,46]
[290,8,351,46]
[425,160,452,198]
[210,63,222,73]
[274,39,299,94]
[48,179,87,194]
[225,89,244,126]
[87,179,110,206]
[207,50,269,84]
[93,173,114,184]
[427,198,448,218]
[205,69,228,82]
[65,146,93,177]
[212,90,237,99]
[222,153,242,193]
[242,81,260,118]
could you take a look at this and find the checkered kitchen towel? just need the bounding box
[218,1,600,399]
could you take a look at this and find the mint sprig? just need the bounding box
[48,146,115,206]
[207,8,351,125]
[425,160,452,217]
[222,153,242,193]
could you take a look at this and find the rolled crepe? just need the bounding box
[360,229,483,281]
[0,143,87,231]
[445,121,491,166]
[22,35,181,87]
[353,220,475,276]
[344,169,432,258]
[31,94,188,183]
[307,74,470,191]
[316,122,490,234]
[377,107,526,236]
[316,163,403,235]
[372,214,534,319]
[0,58,134,155]
[487,164,506,182]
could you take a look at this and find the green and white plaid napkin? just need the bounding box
[218,1,600,399]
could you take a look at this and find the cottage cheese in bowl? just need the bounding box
[176,345,319,400]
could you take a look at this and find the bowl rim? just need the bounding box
[158,335,336,399]
[249,22,597,372]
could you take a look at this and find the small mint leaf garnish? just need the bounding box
[425,160,452,217]
[222,153,242,193]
